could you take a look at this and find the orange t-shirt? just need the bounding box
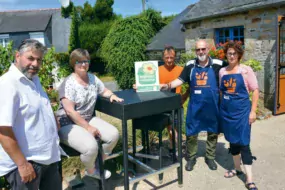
[159,65,183,94]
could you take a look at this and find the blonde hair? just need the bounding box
[69,48,90,69]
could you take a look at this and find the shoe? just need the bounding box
[85,169,111,180]
[205,158,217,170]
[185,159,196,171]
[245,182,258,190]
[224,169,244,178]
[168,148,178,158]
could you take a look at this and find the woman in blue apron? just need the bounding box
[220,42,259,190]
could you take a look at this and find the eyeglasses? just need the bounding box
[76,60,90,65]
[195,48,207,52]
[227,52,238,57]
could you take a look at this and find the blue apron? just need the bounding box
[220,71,251,145]
[186,64,219,136]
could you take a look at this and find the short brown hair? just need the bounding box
[69,48,90,69]
[162,45,176,57]
[223,41,244,61]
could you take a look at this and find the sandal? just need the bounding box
[245,182,258,190]
[224,169,243,178]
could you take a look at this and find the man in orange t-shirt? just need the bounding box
[133,46,188,152]
[160,46,188,152]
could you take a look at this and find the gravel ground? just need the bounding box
[64,115,285,190]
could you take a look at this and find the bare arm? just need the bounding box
[100,87,124,102]
[0,127,36,182]
[249,89,259,124]
[160,78,184,91]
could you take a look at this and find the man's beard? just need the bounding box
[20,66,39,80]
[197,54,207,62]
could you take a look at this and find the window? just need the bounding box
[215,26,244,44]
[29,32,45,45]
[0,34,10,47]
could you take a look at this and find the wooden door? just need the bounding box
[275,16,285,115]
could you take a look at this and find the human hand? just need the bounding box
[87,125,101,137]
[110,94,124,103]
[132,84,137,90]
[18,161,36,183]
[249,111,256,125]
[160,84,168,91]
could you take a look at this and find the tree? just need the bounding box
[80,2,95,22]
[93,0,114,23]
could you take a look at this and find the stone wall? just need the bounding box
[184,6,285,109]
[146,49,185,63]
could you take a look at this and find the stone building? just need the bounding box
[180,0,285,114]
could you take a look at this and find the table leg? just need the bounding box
[177,108,183,187]
[132,120,136,172]
[122,119,129,190]
[172,110,176,163]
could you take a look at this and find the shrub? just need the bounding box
[55,52,72,78]
[242,59,263,72]
[38,47,57,90]
[101,15,156,89]
[177,52,196,66]
[0,42,14,76]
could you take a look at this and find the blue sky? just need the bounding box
[0,0,197,16]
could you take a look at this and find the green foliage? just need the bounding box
[68,7,80,53]
[38,47,57,90]
[54,52,72,78]
[80,2,96,22]
[61,1,74,18]
[94,0,114,23]
[162,14,176,25]
[79,21,114,58]
[141,8,164,32]
[46,89,58,102]
[0,42,14,76]
[242,59,263,72]
[177,52,196,66]
[101,14,156,89]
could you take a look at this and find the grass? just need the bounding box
[96,74,114,82]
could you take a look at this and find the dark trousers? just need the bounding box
[229,143,254,165]
[186,132,218,160]
[5,161,62,190]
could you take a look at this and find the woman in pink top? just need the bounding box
[219,42,259,190]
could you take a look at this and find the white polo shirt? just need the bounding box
[0,64,61,176]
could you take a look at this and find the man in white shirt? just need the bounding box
[0,39,62,190]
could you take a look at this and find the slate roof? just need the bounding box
[181,0,285,24]
[0,9,59,34]
[146,5,194,51]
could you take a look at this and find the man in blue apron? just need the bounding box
[161,40,227,171]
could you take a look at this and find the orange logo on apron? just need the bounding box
[223,78,237,93]
[195,72,208,86]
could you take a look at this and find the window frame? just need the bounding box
[0,34,10,47]
[215,26,244,45]
[29,32,45,45]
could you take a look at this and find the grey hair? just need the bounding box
[17,39,47,55]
